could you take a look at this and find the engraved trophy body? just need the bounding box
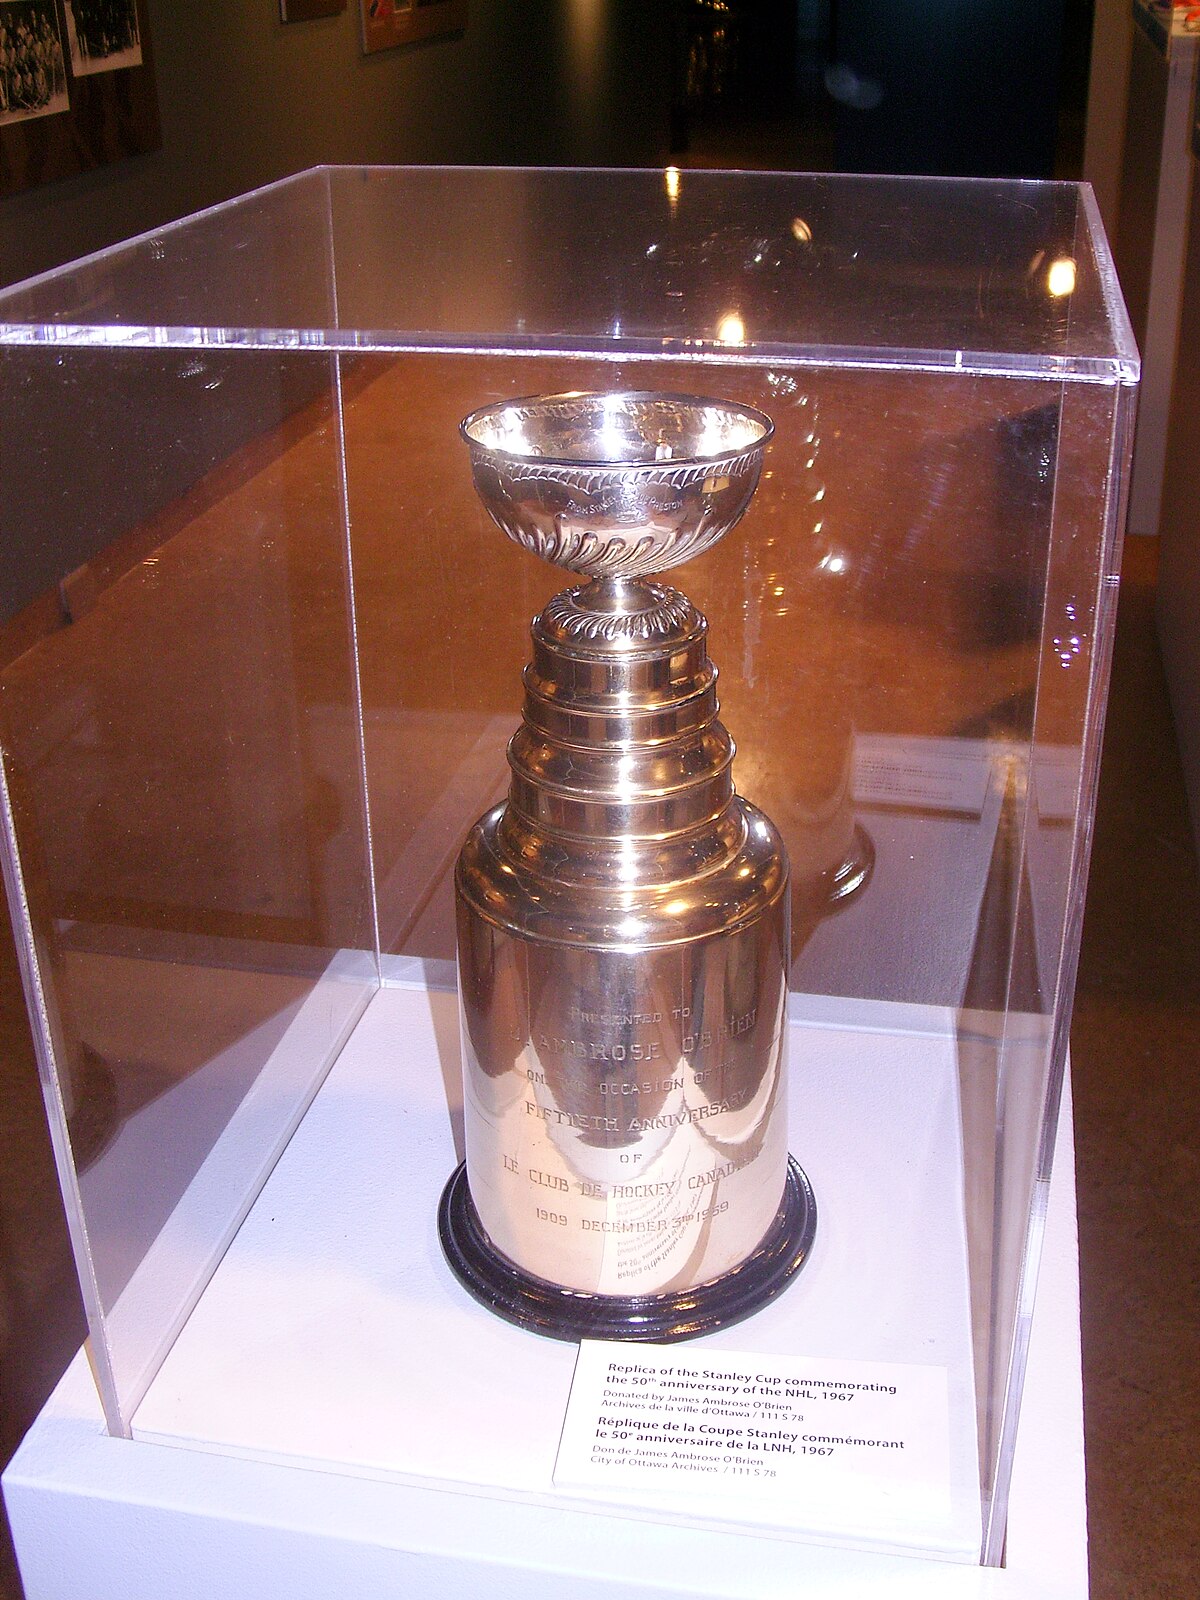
[439,392,816,1342]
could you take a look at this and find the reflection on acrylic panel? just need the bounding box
[0,0,69,124]
[63,0,140,76]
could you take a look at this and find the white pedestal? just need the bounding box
[3,984,1088,1597]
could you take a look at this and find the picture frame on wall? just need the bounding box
[63,0,141,76]
[359,0,466,56]
[0,0,159,195]
[280,0,345,21]
[0,1,70,126]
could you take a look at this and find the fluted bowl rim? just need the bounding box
[459,390,774,472]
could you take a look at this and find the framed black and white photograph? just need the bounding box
[63,0,141,78]
[0,0,70,126]
[1,0,158,194]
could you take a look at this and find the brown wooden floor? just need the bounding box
[1072,533,1200,1600]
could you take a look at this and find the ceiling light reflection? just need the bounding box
[716,312,746,346]
[1047,258,1076,297]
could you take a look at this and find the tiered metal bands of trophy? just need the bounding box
[438,391,817,1342]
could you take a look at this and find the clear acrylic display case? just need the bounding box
[0,167,1136,1568]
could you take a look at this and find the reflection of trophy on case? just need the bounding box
[438,392,816,1341]
[719,380,874,951]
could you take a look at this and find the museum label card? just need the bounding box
[556,1343,953,1534]
[852,733,993,815]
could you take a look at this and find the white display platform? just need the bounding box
[2,1059,1088,1599]
[128,983,981,1560]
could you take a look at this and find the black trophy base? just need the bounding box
[437,1156,816,1344]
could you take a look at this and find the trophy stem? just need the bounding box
[574,574,657,615]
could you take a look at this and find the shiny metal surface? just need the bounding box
[451,391,801,1309]
[460,391,772,580]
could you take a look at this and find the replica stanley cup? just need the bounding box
[438,391,816,1342]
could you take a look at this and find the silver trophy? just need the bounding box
[438,392,816,1341]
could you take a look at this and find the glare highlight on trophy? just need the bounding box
[438,391,816,1341]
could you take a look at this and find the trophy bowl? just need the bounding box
[460,391,773,580]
